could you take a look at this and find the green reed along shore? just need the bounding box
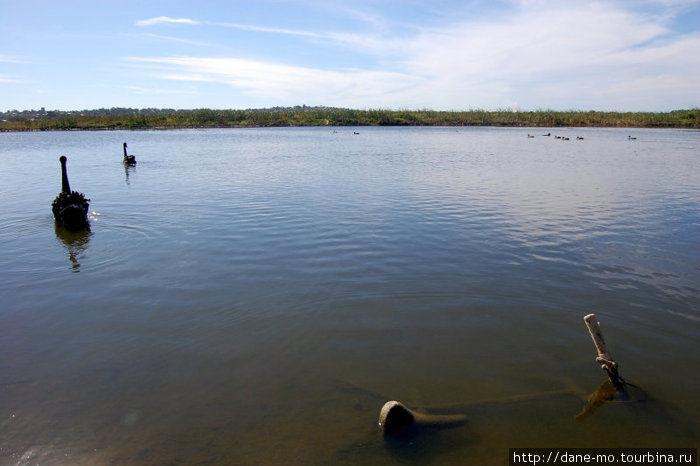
[1,107,698,131]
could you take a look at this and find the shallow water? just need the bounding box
[1,127,698,464]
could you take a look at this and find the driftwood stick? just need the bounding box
[583,314,625,390]
[583,314,616,368]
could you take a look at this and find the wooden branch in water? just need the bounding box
[584,314,616,369]
[583,313,625,390]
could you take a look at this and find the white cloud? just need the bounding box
[404,5,662,79]
[0,73,20,83]
[125,2,699,110]
[210,20,398,55]
[388,2,700,109]
[0,54,26,64]
[127,56,422,106]
[135,16,199,27]
[121,85,200,96]
[214,22,321,38]
[135,33,212,47]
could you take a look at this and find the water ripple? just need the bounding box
[1,127,699,464]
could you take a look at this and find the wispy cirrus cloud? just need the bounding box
[133,16,388,52]
[126,56,422,106]
[121,85,200,96]
[0,54,27,64]
[0,55,25,85]
[4,0,697,111]
[135,33,212,47]
[0,73,21,84]
[213,22,320,38]
[394,2,700,109]
[125,1,699,110]
[135,16,199,27]
[207,20,396,53]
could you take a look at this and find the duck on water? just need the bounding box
[123,142,136,165]
[52,156,90,231]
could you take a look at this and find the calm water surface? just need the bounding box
[1,127,698,464]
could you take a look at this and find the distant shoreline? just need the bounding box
[1,107,698,131]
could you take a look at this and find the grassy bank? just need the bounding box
[1,107,698,131]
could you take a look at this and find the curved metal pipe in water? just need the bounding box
[378,400,467,435]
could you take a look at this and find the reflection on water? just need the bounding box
[54,222,92,272]
[575,379,647,422]
[124,163,135,185]
[0,127,698,464]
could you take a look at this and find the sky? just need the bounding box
[1,0,699,112]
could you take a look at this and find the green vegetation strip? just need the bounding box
[2,107,698,131]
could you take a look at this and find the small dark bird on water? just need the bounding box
[123,142,137,165]
[52,156,90,231]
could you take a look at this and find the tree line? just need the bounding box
[1,106,698,131]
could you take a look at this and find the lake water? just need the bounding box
[1,127,698,465]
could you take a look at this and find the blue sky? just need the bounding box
[1,0,699,111]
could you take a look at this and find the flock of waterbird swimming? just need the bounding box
[51,133,640,233]
[50,137,645,438]
[52,142,136,232]
[528,133,639,141]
